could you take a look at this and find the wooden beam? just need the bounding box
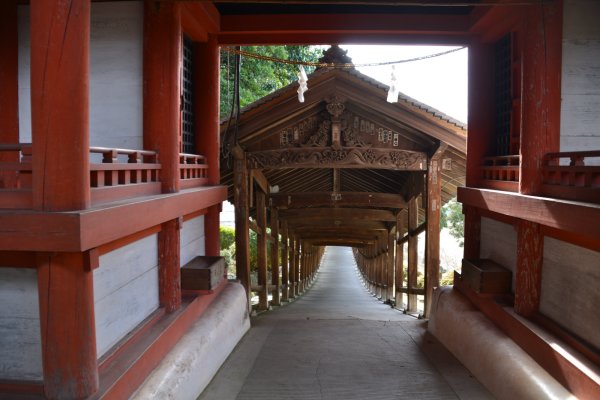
[270,192,406,209]
[457,187,600,241]
[251,168,269,194]
[287,220,387,231]
[279,207,396,222]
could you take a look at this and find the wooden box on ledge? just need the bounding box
[461,258,512,294]
[181,256,225,291]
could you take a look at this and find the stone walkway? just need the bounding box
[199,246,492,400]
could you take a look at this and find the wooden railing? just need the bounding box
[0,143,33,208]
[542,151,600,203]
[1,144,212,208]
[481,155,520,192]
[179,153,208,189]
[90,147,161,205]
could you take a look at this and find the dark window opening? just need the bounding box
[493,34,512,156]
[182,35,195,154]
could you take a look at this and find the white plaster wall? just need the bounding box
[94,233,159,358]
[18,2,143,150]
[561,0,600,163]
[479,217,517,292]
[0,268,43,381]
[180,215,206,267]
[539,237,600,350]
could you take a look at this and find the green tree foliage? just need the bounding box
[220,46,322,119]
[441,197,464,247]
[220,226,235,250]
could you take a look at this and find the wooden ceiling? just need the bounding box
[221,60,466,246]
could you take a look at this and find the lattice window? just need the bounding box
[494,34,512,156]
[182,35,195,154]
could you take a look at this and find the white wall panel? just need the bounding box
[18,1,143,149]
[0,268,42,380]
[560,0,600,162]
[180,215,206,267]
[94,233,159,357]
[540,237,600,350]
[479,217,517,292]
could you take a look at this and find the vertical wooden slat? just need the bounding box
[407,197,418,313]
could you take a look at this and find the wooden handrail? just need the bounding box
[90,146,158,164]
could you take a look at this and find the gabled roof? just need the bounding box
[220,64,467,224]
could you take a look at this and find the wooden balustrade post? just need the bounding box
[0,0,19,190]
[270,207,281,306]
[281,221,289,301]
[407,197,419,313]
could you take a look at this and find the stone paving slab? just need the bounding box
[199,247,493,400]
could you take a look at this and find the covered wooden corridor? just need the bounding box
[200,246,492,400]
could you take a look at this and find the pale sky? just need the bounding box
[338,45,468,123]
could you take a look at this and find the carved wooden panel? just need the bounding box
[247,147,427,170]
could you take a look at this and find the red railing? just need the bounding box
[0,143,33,208]
[542,151,600,203]
[89,147,162,205]
[179,153,208,189]
[481,155,520,192]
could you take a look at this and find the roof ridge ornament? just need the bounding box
[317,45,353,70]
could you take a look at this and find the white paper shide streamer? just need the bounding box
[297,66,308,103]
[387,65,400,103]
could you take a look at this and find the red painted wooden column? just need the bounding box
[30,1,98,397]
[515,220,544,317]
[31,0,91,211]
[395,211,406,308]
[520,2,562,195]
[289,233,296,298]
[37,252,98,399]
[144,1,183,313]
[466,41,494,189]
[196,35,221,257]
[463,205,481,260]
[0,0,19,189]
[387,228,395,302]
[143,0,181,194]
